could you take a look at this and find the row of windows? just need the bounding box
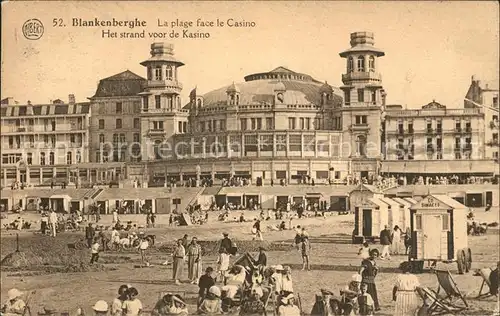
[1,151,82,165]
[241,118,270,131]
[142,95,181,110]
[347,56,376,73]
[147,65,176,81]
[287,118,322,130]
[7,135,83,149]
[199,120,226,133]
[99,133,140,144]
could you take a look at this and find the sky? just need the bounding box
[1,1,499,109]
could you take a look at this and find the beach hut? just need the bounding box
[49,194,71,212]
[353,197,390,243]
[349,184,384,213]
[392,197,412,231]
[379,197,404,231]
[408,194,471,274]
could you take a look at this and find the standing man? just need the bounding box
[219,233,232,254]
[187,237,202,284]
[379,225,392,260]
[48,209,58,237]
[172,239,186,285]
[85,223,96,248]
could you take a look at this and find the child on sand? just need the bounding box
[357,283,375,316]
[358,242,371,260]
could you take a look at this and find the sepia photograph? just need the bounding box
[1,1,499,315]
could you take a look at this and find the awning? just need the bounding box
[50,194,71,200]
[306,193,323,197]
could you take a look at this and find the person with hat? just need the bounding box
[197,267,216,307]
[92,300,109,316]
[392,262,420,316]
[1,288,26,316]
[277,294,300,316]
[198,286,223,314]
[181,234,189,250]
[271,265,284,294]
[111,285,129,316]
[280,266,294,297]
[219,233,233,254]
[340,274,362,315]
[187,237,202,284]
[359,249,380,311]
[122,287,142,316]
[310,289,340,316]
[172,239,186,285]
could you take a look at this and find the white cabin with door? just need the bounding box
[379,197,404,231]
[353,197,390,243]
[409,194,471,274]
[392,197,412,231]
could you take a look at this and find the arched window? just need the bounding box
[154,66,162,80]
[40,152,46,165]
[357,56,365,72]
[197,99,202,108]
[166,65,173,80]
[369,56,375,72]
[236,95,240,105]
[356,135,367,157]
[230,95,235,105]
[49,152,55,165]
[147,67,152,80]
[76,150,82,163]
[99,134,105,144]
[66,151,72,165]
[348,57,354,72]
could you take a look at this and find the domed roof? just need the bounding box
[200,68,343,107]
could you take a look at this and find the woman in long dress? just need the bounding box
[359,250,380,311]
[392,226,402,255]
[393,262,420,316]
[172,239,186,285]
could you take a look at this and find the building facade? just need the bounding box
[464,76,499,160]
[1,31,498,188]
[0,96,91,186]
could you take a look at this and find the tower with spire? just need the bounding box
[339,32,386,178]
[138,43,189,161]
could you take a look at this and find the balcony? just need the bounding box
[397,129,404,135]
[454,146,462,152]
[408,128,414,134]
[148,129,166,136]
[436,127,442,134]
[490,121,499,129]
[465,126,472,133]
[143,80,183,92]
[454,127,462,133]
[425,128,433,134]
[342,72,382,82]
[141,107,178,114]
[350,123,370,131]
[426,145,435,152]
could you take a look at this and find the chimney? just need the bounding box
[27,100,32,105]
[486,84,489,89]
[68,94,75,104]
[471,75,476,82]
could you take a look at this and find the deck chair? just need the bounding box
[416,287,464,315]
[434,269,469,308]
[476,268,498,299]
[157,290,187,300]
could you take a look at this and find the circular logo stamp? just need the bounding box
[22,19,44,40]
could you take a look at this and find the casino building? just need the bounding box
[126,32,388,185]
[0,31,498,188]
